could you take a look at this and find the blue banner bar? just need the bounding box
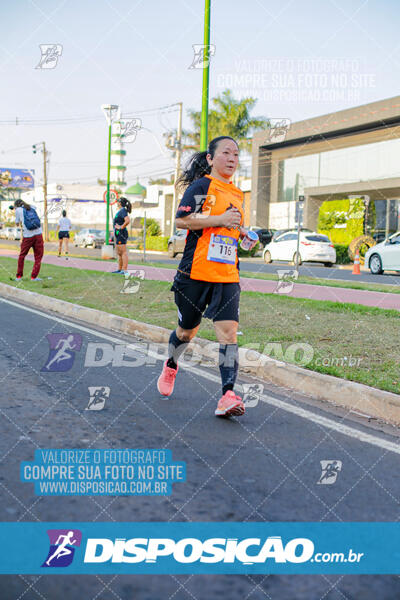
[1,522,399,574]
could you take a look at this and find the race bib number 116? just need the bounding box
[207,234,237,264]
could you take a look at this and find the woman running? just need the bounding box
[112,197,131,274]
[57,209,71,257]
[157,136,257,417]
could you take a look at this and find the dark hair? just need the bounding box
[14,199,31,210]
[62,209,67,217]
[119,196,132,214]
[176,136,239,191]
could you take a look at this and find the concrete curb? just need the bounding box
[1,282,400,425]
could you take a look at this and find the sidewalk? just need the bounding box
[1,249,399,311]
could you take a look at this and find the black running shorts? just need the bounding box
[171,274,240,330]
[58,231,70,239]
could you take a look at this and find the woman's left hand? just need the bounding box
[114,224,120,229]
[239,226,248,239]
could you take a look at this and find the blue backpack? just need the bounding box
[23,207,41,230]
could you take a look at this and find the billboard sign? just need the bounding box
[0,168,34,189]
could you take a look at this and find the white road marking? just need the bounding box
[1,296,400,455]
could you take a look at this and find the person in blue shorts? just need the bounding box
[112,197,131,274]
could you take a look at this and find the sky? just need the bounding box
[1,0,399,188]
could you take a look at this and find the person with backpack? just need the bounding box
[13,199,44,281]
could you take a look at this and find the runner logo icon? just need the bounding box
[317,460,342,485]
[42,529,82,567]
[86,386,110,410]
[242,383,264,408]
[41,333,82,372]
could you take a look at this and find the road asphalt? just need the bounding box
[0,298,399,599]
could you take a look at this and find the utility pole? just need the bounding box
[170,101,183,237]
[33,142,49,241]
[43,142,48,241]
[200,0,211,151]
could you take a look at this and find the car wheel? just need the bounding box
[263,250,272,264]
[369,254,383,275]
[292,252,302,266]
[168,244,176,258]
[324,262,334,268]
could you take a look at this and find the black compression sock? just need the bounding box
[219,343,239,395]
[167,330,188,369]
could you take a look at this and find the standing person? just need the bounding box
[157,136,257,418]
[57,209,72,258]
[112,197,131,274]
[13,199,44,281]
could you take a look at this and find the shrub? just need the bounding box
[238,241,260,258]
[49,230,75,242]
[145,235,168,252]
[334,244,351,264]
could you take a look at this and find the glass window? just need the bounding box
[277,132,400,202]
[305,234,330,242]
[275,233,292,242]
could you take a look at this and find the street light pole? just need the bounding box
[296,193,305,271]
[200,0,211,151]
[101,104,119,259]
[105,122,112,246]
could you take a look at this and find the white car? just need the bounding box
[74,229,105,249]
[263,231,336,267]
[365,231,400,274]
[7,227,21,240]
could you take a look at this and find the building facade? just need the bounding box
[251,96,400,235]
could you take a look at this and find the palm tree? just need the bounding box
[182,89,269,153]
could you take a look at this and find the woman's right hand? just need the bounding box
[219,207,242,229]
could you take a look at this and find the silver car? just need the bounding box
[167,229,187,257]
[74,228,105,249]
[7,227,21,240]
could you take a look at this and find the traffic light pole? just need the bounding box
[200,0,211,151]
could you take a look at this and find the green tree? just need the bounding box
[148,176,174,185]
[182,89,269,153]
[140,217,161,236]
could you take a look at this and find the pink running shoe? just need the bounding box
[157,361,178,396]
[215,390,245,417]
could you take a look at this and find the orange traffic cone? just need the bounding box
[352,250,361,275]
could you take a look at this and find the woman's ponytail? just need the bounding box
[119,197,132,214]
[176,151,211,191]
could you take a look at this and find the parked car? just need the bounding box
[74,229,105,249]
[263,231,336,266]
[365,231,400,274]
[249,227,275,248]
[7,227,21,240]
[0,227,11,239]
[372,231,388,244]
[272,227,313,241]
[99,230,114,246]
[168,229,187,257]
